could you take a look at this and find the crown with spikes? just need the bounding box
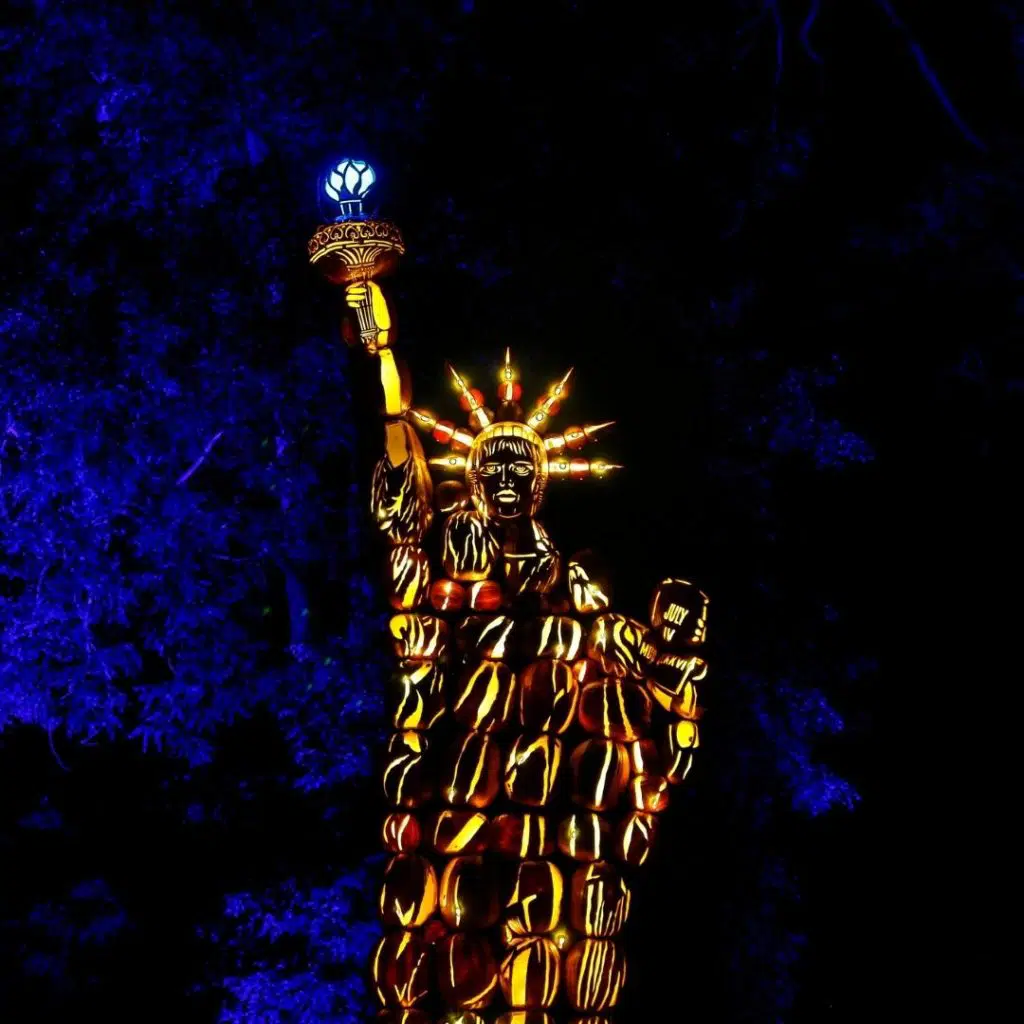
[406,350,621,491]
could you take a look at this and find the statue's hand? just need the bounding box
[343,281,369,309]
[344,280,392,351]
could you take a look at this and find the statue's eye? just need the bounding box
[481,463,501,475]
[511,463,533,476]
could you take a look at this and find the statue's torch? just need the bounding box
[307,158,405,354]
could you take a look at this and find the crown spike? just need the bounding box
[497,348,522,405]
[527,367,574,432]
[445,361,472,398]
[446,361,493,432]
[429,453,468,472]
[546,455,622,480]
[585,421,615,440]
[407,408,437,431]
[591,459,623,478]
[407,408,474,450]
[544,420,616,454]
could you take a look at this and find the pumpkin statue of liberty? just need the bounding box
[309,159,709,1023]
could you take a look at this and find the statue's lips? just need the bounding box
[495,490,518,502]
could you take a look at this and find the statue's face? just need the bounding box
[478,446,536,520]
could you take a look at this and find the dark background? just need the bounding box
[1,1,1016,1021]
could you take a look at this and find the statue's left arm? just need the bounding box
[644,579,709,793]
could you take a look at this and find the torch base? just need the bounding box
[307,218,406,285]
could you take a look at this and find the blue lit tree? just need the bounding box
[1,4,398,1017]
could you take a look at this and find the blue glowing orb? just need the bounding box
[324,158,375,220]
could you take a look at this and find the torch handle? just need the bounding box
[354,299,380,354]
[349,267,382,354]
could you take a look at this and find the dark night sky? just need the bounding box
[1,2,1018,1021]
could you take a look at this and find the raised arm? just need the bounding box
[343,279,433,553]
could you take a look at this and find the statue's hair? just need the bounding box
[479,435,535,460]
[466,421,548,518]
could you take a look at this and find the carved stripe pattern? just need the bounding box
[504,734,563,807]
[382,731,431,808]
[386,544,431,609]
[587,614,648,677]
[532,615,584,660]
[389,614,449,659]
[565,938,627,1011]
[443,730,500,808]
[453,659,517,732]
[442,510,500,581]
[499,936,561,1008]
[390,660,445,731]
[570,861,632,937]
[372,454,432,546]
[570,739,630,812]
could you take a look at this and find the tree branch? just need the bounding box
[176,430,224,485]
[769,1,784,88]
[872,0,987,151]
[48,724,70,772]
[766,0,784,133]
[800,0,823,64]
[280,560,310,650]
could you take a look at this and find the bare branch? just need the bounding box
[176,430,224,485]
[872,0,987,151]
[769,1,784,87]
[734,8,769,66]
[48,724,70,772]
[800,0,823,64]
[36,561,54,609]
[766,0,784,132]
